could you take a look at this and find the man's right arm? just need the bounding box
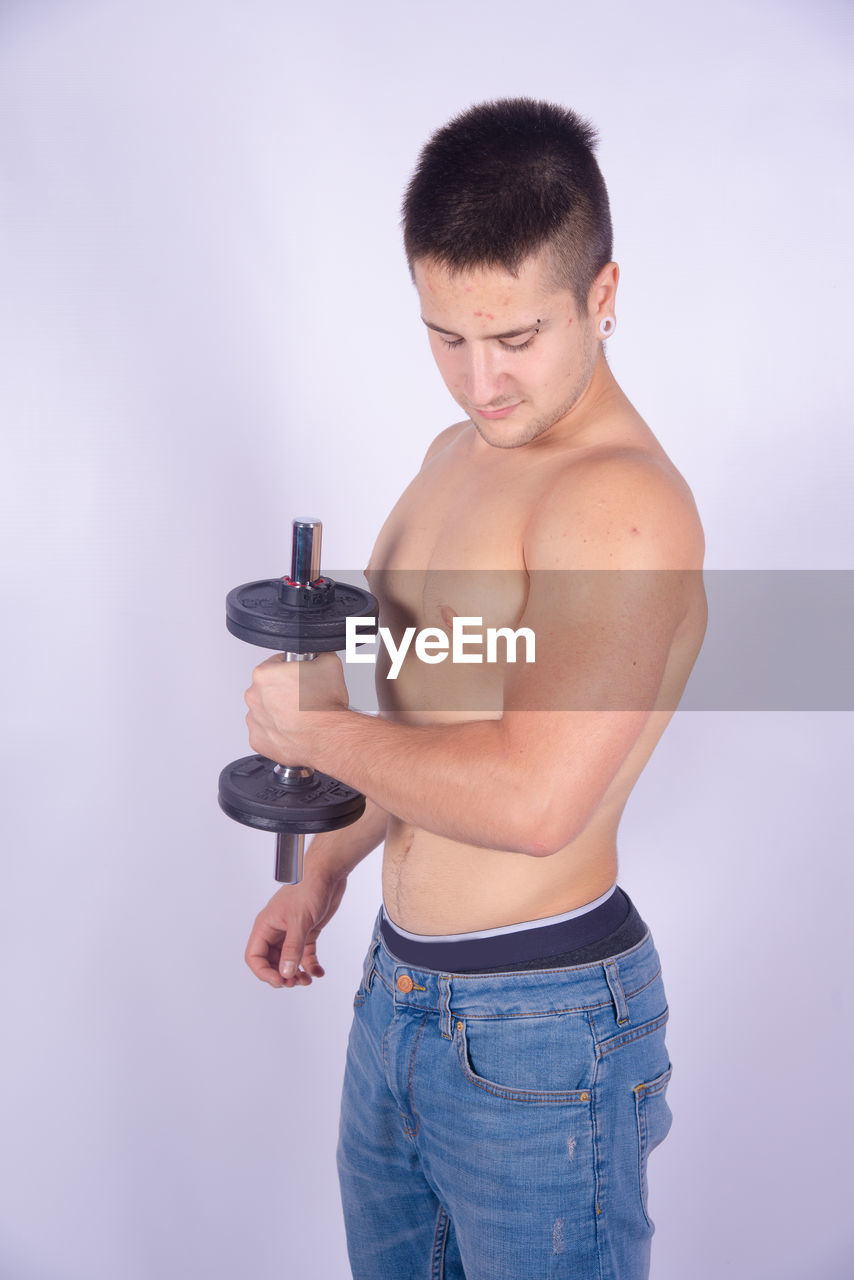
[245,422,464,989]
[244,797,388,989]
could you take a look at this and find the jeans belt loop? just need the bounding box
[439,976,454,1039]
[604,958,630,1026]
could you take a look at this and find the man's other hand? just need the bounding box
[245,869,348,989]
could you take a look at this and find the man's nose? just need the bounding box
[464,345,504,407]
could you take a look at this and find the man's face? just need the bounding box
[413,250,602,450]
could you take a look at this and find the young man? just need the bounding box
[244,99,705,1278]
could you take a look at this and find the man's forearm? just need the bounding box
[310,711,547,857]
[306,794,390,880]
[246,653,649,857]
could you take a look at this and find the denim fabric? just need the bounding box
[337,911,673,1279]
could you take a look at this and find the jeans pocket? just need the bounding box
[455,1014,595,1103]
[634,1063,673,1227]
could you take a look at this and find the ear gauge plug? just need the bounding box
[599,316,616,337]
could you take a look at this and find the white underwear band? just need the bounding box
[382,882,618,944]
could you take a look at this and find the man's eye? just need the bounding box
[436,332,536,351]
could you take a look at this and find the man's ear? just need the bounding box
[588,262,620,326]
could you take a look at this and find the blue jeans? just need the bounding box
[337,911,673,1279]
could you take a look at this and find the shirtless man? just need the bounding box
[243,99,705,1279]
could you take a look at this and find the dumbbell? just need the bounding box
[218,519,378,883]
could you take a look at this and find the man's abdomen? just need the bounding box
[381,812,621,936]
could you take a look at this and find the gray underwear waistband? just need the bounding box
[380,887,647,974]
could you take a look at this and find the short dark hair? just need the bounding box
[402,98,613,310]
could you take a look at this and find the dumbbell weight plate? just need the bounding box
[218,754,366,833]
[226,578,377,652]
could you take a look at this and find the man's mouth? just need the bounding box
[470,402,521,420]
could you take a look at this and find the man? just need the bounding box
[244,98,705,1278]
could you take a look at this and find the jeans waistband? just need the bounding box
[363,909,660,1034]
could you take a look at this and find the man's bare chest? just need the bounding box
[366,441,544,633]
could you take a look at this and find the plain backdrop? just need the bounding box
[1,1,852,1277]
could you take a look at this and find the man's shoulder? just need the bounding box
[525,445,705,571]
[420,420,470,469]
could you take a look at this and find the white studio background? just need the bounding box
[1,2,852,1278]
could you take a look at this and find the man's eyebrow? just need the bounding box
[421,317,543,341]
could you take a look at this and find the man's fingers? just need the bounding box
[252,907,314,981]
[244,894,331,989]
[278,927,312,979]
[300,941,326,979]
[245,954,286,988]
[245,931,286,987]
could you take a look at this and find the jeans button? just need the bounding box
[396,974,415,993]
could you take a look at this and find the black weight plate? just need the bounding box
[218,755,366,833]
[225,577,377,652]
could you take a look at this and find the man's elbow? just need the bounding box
[493,736,596,856]
[509,805,586,858]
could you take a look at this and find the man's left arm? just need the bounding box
[245,459,704,857]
